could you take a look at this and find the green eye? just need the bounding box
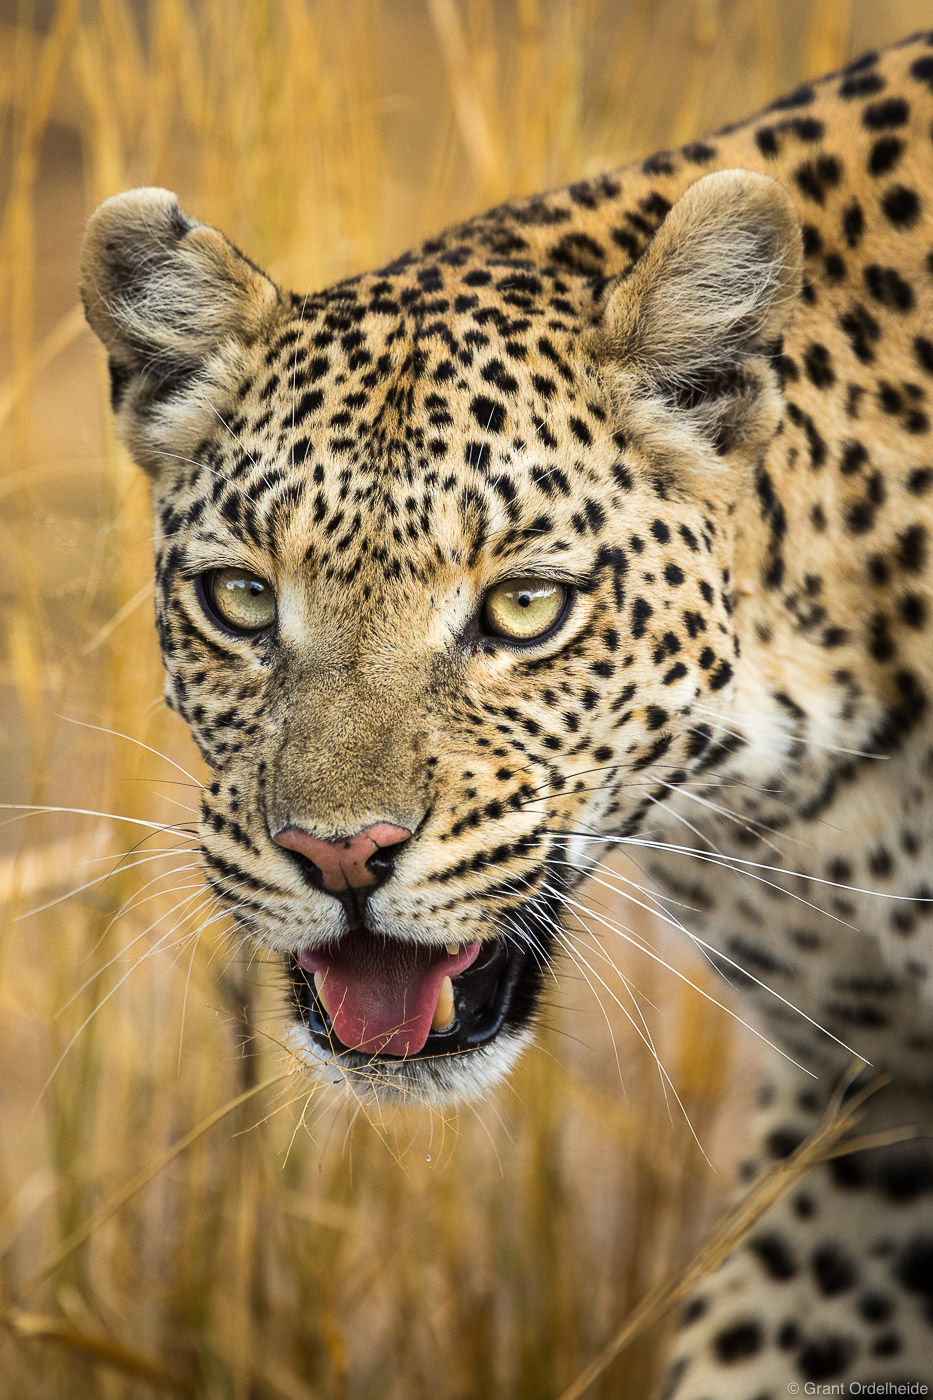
[482,577,568,642]
[204,568,276,634]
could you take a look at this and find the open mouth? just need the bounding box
[289,927,535,1063]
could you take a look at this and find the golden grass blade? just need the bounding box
[17,1069,290,1297]
[557,1080,875,1400]
[1,1308,185,1390]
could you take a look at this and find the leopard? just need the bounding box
[79,31,933,1399]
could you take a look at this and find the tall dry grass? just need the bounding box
[0,2,925,1396]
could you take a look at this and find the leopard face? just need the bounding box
[81,169,801,1101]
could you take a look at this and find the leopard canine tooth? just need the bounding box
[313,971,329,1018]
[432,975,455,1032]
[445,942,458,955]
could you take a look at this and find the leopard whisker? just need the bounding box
[554,920,711,1158]
[693,701,891,762]
[539,881,819,1078]
[17,849,199,922]
[56,715,202,785]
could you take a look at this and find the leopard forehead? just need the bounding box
[167,267,623,585]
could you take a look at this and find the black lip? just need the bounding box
[288,928,547,1064]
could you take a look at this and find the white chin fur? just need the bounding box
[285,1020,533,1107]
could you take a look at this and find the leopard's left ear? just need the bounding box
[590,169,802,456]
[81,188,284,472]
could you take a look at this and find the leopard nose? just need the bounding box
[273,822,412,895]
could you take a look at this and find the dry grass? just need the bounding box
[0,2,927,1397]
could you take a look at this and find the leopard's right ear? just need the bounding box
[80,188,283,469]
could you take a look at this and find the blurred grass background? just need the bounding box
[0,1,928,1396]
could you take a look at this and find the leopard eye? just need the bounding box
[203,568,276,634]
[482,577,568,642]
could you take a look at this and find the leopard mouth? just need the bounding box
[289,927,538,1064]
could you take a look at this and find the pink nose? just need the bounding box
[273,822,412,894]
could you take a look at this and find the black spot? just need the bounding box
[471,394,506,434]
[900,593,927,628]
[631,598,654,638]
[894,1235,933,1299]
[910,53,933,92]
[831,1149,870,1191]
[839,302,880,363]
[641,153,675,176]
[840,440,868,475]
[569,415,592,447]
[778,1320,801,1350]
[811,1243,857,1296]
[793,155,842,204]
[767,1127,804,1159]
[708,660,733,691]
[294,387,324,419]
[713,1319,764,1364]
[842,199,865,246]
[803,343,835,387]
[756,127,779,157]
[797,1335,855,1381]
[879,1150,933,1202]
[864,264,914,311]
[840,70,884,99]
[481,359,519,393]
[770,82,815,110]
[862,96,909,128]
[549,232,606,274]
[915,336,933,376]
[682,141,716,163]
[868,135,904,176]
[463,440,491,470]
[907,467,933,495]
[680,1295,708,1325]
[882,185,921,229]
[749,1233,798,1280]
[858,1292,893,1324]
[802,223,823,256]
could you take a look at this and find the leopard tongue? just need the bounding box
[299,930,480,1057]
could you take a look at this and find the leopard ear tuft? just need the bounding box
[590,170,802,456]
[81,189,283,465]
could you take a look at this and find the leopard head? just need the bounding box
[80,171,801,1102]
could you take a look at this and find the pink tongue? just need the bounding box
[299,931,480,1057]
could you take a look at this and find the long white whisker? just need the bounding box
[56,715,201,785]
[17,850,197,921]
[540,882,818,1078]
[0,803,197,835]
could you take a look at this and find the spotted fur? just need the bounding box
[82,33,933,1396]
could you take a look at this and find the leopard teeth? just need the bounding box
[444,942,458,955]
[432,976,455,1032]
